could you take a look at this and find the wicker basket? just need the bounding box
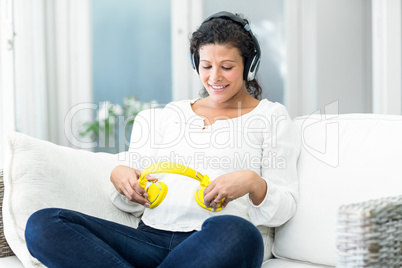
[337,195,402,267]
[0,169,15,257]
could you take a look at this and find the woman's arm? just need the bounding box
[203,170,267,211]
[108,109,163,216]
[204,104,300,226]
[247,104,301,227]
[110,165,149,206]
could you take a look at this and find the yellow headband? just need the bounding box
[138,162,223,211]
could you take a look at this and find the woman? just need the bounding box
[25,11,300,268]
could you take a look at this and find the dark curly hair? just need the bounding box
[190,13,262,100]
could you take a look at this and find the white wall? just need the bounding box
[315,0,372,114]
[286,0,373,118]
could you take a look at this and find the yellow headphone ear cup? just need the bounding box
[194,187,223,212]
[194,187,207,209]
[146,182,168,209]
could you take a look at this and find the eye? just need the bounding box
[222,66,233,70]
[202,66,212,69]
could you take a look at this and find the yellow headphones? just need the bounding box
[138,162,223,211]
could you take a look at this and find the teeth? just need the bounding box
[211,85,225,89]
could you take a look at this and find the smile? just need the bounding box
[209,84,229,92]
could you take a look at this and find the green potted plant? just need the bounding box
[80,96,158,153]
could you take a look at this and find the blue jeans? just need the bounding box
[25,208,264,268]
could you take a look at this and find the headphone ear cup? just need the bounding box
[194,187,207,209]
[194,187,223,211]
[190,52,200,74]
[146,182,168,209]
[244,53,259,81]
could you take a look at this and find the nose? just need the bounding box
[210,67,222,82]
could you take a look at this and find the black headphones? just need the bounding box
[190,11,261,81]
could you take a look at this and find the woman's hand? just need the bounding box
[203,170,267,211]
[110,165,157,208]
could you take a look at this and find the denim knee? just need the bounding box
[202,215,264,265]
[203,215,263,243]
[25,208,60,254]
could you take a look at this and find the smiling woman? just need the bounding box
[24,11,301,267]
[199,44,248,101]
[203,0,285,104]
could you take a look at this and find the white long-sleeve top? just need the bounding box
[109,99,301,232]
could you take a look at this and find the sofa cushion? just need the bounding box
[263,258,328,268]
[3,132,140,267]
[272,114,402,266]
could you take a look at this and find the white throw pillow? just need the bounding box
[273,114,402,266]
[3,132,140,268]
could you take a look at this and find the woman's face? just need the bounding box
[198,44,247,104]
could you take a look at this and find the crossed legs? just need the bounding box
[25,208,263,268]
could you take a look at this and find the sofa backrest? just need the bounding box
[272,113,402,266]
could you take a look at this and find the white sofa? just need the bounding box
[1,112,402,267]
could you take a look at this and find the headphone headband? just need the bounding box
[203,11,249,29]
[190,11,261,81]
[138,162,210,188]
[138,162,223,211]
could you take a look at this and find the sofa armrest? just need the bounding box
[337,195,402,267]
[0,169,15,258]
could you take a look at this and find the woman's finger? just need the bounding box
[220,197,231,209]
[210,193,229,211]
[203,184,219,207]
[123,183,150,206]
[146,175,158,182]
